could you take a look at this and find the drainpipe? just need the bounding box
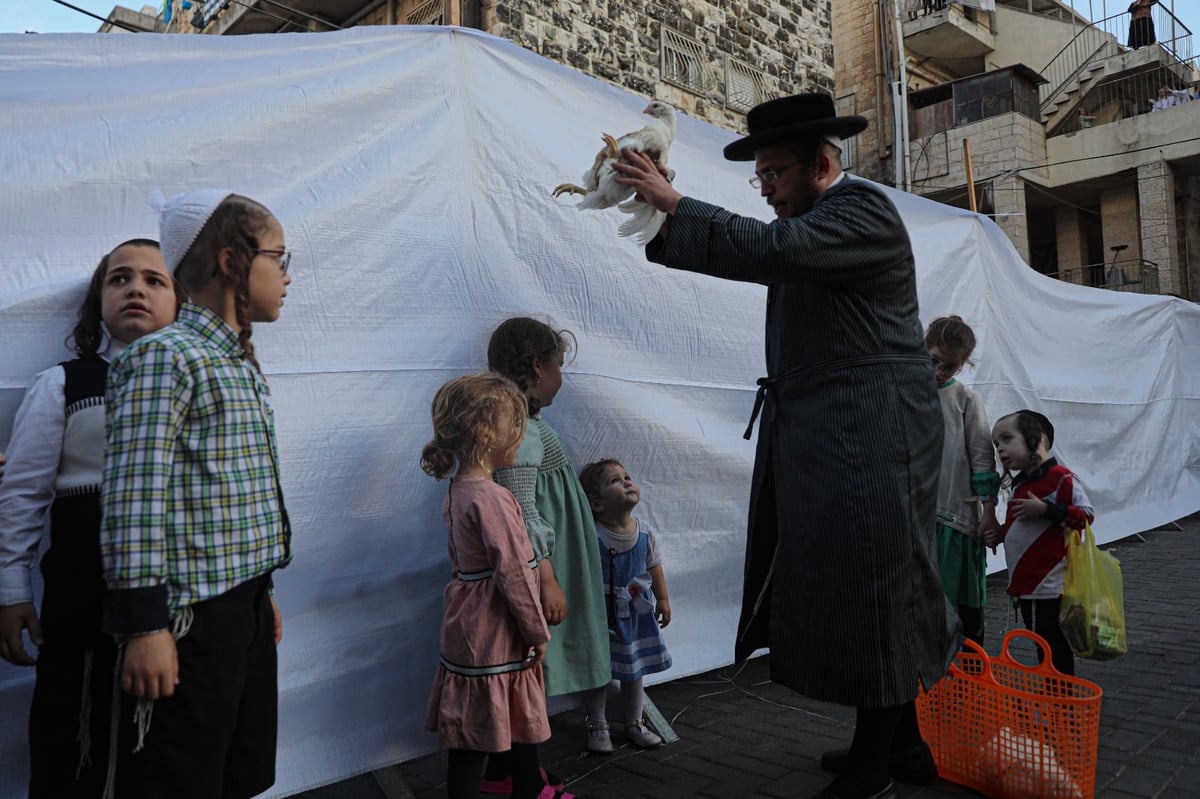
[387,0,396,25]
[874,3,888,165]
[891,0,912,191]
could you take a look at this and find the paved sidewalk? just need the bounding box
[296,513,1200,798]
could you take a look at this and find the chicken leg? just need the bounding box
[553,133,621,197]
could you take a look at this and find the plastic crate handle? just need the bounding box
[946,635,995,683]
[996,628,1063,676]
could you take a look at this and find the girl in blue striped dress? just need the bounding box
[578,458,672,753]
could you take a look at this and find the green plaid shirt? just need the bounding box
[101,302,291,635]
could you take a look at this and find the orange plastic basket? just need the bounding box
[916,629,1102,799]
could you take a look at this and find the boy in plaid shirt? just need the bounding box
[101,190,294,799]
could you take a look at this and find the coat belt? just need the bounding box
[743,353,930,440]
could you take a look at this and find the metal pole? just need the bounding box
[891,0,912,191]
[964,139,978,212]
[1169,0,1176,56]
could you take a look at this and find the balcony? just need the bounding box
[908,65,1045,139]
[1044,53,1198,137]
[902,2,996,71]
[193,1,373,33]
[1048,259,1160,294]
[194,0,467,34]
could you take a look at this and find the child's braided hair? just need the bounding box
[173,195,274,373]
[486,317,576,413]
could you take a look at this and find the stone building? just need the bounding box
[833,0,1200,299]
[123,0,835,136]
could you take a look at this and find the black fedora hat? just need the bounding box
[723,92,868,162]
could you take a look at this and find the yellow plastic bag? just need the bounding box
[1059,522,1127,660]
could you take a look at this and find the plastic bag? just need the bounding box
[982,726,1084,799]
[1059,522,1127,660]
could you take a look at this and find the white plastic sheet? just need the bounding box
[0,25,1196,798]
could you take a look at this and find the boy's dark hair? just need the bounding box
[68,239,185,357]
[486,317,576,413]
[173,194,274,372]
[579,458,624,499]
[925,315,977,364]
[997,409,1055,484]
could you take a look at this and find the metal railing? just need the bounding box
[1039,6,1192,112]
[1048,259,1160,294]
[1051,60,1198,135]
[902,0,994,32]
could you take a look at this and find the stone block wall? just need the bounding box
[832,2,889,183]
[909,112,1046,192]
[162,1,834,135]
[481,0,835,134]
[1055,206,1085,283]
[1100,185,1142,266]
[1137,159,1179,296]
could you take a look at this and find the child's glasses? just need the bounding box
[249,248,291,275]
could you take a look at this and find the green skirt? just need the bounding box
[936,522,987,609]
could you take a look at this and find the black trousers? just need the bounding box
[1018,597,1075,676]
[114,574,277,799]
[28,635,118,798]
[1128,17,1155,48]
[29,495,114,798]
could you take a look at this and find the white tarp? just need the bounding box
[0,25,1196,799]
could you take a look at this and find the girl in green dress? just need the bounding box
[480,317,611,792]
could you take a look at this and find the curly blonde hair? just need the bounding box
[420,373,528,480]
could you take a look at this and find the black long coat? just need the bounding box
[647,178,959,706]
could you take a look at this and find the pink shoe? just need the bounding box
[479,767,564,795]
[536,786,581,799]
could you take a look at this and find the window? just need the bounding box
[835,93,858,170]
[406,0,444,25]
[726,57,767,114]
[661,26,710,95]
[952,68,1039,126]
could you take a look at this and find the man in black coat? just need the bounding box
[615,93,960,799]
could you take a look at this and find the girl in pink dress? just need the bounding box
[421,373,582,799]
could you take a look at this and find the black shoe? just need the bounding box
[819,743,938,785]
[814,777,898,799]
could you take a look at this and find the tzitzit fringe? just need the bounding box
[76,648,95,778]
[102,606,195,799]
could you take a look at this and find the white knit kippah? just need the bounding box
[152,188,234,273]
[823,133,845,151]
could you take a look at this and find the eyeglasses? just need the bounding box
[249,248,291,275]
[749,161,804,188]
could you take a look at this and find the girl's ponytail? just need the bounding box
[420,438,458,480]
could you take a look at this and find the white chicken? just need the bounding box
[553,101,677,244]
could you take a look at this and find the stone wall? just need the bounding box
[1055,206,1085,283]
[162,1,834,134]
[1137,159,1179,296]
[909,111,1046,191]
[832,1,889,183]
[1099,185,1142,266]
[481,0,835,134]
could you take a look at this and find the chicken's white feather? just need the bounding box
[553,102,677,241]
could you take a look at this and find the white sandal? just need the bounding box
[585,717,613,754]
[626,718,663,748]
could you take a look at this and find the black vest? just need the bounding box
[40,356,108,641]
